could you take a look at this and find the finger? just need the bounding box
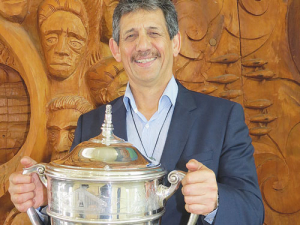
[185,203,216,216]
[31,173,44,189]
[20,156,37,168]
[186,159,204,172]
[9,182,36,199]
[11,191,35,205]
[182,183,217,196]
[182,169,216,185]
[184,193,218,206]
[9,172,32,185]
[14,199,35,213]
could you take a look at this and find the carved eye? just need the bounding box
[46,37,58,45]
[47,128,59,145]
[69,39,83,50]
[68,128,76,143]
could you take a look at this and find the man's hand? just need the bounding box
[8,156,48,212]
[181,159,218,215]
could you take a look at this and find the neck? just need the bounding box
[129,78,171,120]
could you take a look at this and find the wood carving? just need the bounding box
[47,96,93,161]
[0,0,300,224]
[0,0,29,23]
[38,0,89,81]
[86,57,127,105]
[0,64,30,165]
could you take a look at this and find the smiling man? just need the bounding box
[109,6,180,120]
[9,1,264,225]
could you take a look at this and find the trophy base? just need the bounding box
[51,218,161,225]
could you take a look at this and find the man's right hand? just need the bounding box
[8,156,48,212]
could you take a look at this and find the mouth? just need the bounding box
[50,63,71,67]
[135,57,157,64]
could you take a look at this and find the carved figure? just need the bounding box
[38,0,89,80]
[0,0,29,23]
[86,57,128,106]
[47,96,93,161]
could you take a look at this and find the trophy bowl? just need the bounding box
[24,105,198,225]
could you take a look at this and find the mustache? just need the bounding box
[131,50,161,62]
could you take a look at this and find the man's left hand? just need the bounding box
[181,159,218,216]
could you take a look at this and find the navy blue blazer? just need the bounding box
[71,82,264,225]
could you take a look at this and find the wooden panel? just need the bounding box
[0,0,300,224]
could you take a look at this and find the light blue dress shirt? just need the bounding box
[123,76,177,164]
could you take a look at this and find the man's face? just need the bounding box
[40,11,87,80]
[47,109,81,161]
[110,9,180,88]
[0,0,29,23]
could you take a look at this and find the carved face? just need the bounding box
[0,0,29,23]
[40,11,88,80]
[110,9,180,88]
[47,109,81,161]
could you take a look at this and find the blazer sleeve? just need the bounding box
[210,103,264,225]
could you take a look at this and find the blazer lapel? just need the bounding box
[111,97,128,141]
[160,82,198,172]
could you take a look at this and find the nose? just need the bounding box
[136,32,151,52]
[54,35,70,56]
[55,130,72,152]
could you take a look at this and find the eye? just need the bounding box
[125,33,137,41]
[69,39,83,50]
[46,37,58,45]
[68,128,76,143]
[47,128,60,145]
[149,31,160,37]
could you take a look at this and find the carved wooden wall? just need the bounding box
[0,0,299,224]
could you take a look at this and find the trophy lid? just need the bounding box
[45,105,166,181]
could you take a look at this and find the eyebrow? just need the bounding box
[44,29,62,36]
[67,31,87,41]
[123,26,160,35]
[124,28,135,35]
[148,27,159,30]
[43,29,87,41]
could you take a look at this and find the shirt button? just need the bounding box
[145,124,149,129]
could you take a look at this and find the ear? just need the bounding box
[109,38,122,62]
[172,31,181,57]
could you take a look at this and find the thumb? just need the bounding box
[20,156,37,168]
[186,159,204,172]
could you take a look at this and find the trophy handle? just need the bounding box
[157,170,199,225]
[23,164,47,225]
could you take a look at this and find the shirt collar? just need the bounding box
[123,76,178,112]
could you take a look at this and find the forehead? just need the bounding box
[119,9,167,33]
[48,109,81,127]
[40,11,87,36]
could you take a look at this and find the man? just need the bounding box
[9,0,264,224]
[38,0,89,80]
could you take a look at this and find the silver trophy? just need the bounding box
[24,105,199,225]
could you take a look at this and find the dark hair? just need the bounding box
[112,0,178,45]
